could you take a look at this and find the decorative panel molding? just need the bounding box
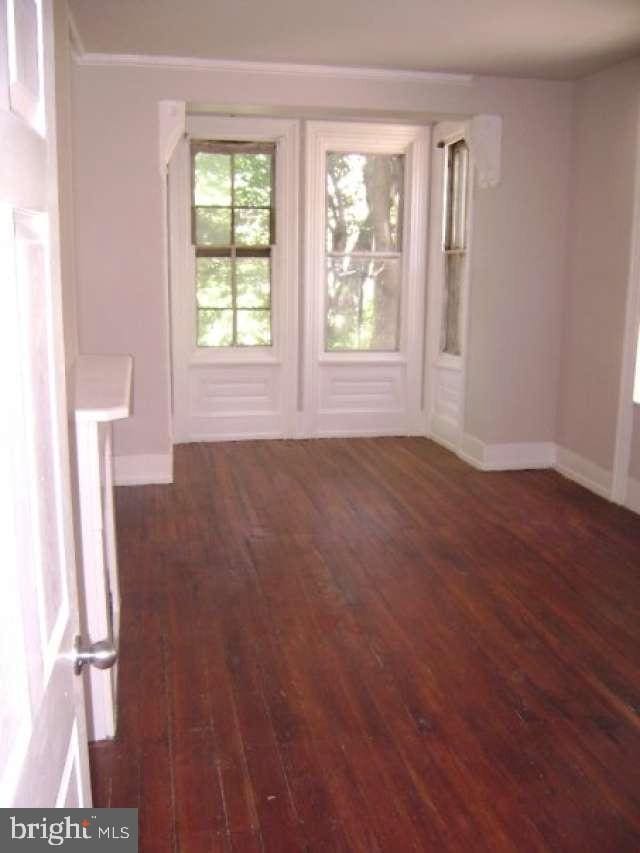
[434,366,463,422]
[320,368,403,413]
[190,366,279,417]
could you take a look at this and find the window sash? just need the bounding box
[441,138,469,358]
[190,141,276,249]
[196,252,273,347]
[323,151,405,352]
[191,140,275,348]
[443,139,468,252]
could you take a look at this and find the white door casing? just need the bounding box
[171,115,299,442]
[303,121,430,438]
[0,0,92,807]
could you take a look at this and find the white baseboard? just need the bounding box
[186,431,283,442]
[625,476,640,513]
[457,432,485,467]
[114,452,174,486]
[454,437,638,513]
[428,413,460,453]
[555,446,612,499]
[315,427,411,438]
[455,435,556,471]
[483,441,557,471]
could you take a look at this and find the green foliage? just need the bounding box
[326,257,400,351]
[196,258,232,308]
[234,154,271,207]
[237,258,270,308]
[195,208,231,247]
[194,153,230,206]
[237,309,271,346]
[235,208,270,246]
[197,309,233,346]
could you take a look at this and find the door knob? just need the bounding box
[73,635,118,675]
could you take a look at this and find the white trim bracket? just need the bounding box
[469,114,502,189]
[159,100,186,174]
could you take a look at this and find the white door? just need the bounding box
[303,121,430,437]
[0,0,92,807]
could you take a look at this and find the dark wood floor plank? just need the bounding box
[91,438,640,851]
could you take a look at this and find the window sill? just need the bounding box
[190,347,281,367]
[435,353,463,371]
[319,352,407,366]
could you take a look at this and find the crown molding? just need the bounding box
[74,51,474,86]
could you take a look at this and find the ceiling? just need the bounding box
[68,0,640,81]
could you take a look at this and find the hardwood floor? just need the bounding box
[90,438,640,852]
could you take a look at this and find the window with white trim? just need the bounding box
[191,141,275,347]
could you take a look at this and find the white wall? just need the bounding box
[70,59,573,461]
[557,57,640,481]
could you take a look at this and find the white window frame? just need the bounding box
[303,121,429,427]
[425,120,475,452]
[433,127,473,372]
[172,116,299,369]
[434,127,473,370]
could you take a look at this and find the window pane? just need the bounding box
[326,257,400,351]
[237,309,271,346]
[444,140,468,251]
[326,153,403,254]
[236,258,270,308]
[234,154,272,207]
[441,253,463,356]
[197,309,233,346]
[196,258,232,308]
[194,152,231,206]
[195,207,231,246]
[234,208,271,246]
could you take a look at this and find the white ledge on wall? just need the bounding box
[75,52,474,86]
[469,114,502,189]
[74,354,133,422]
